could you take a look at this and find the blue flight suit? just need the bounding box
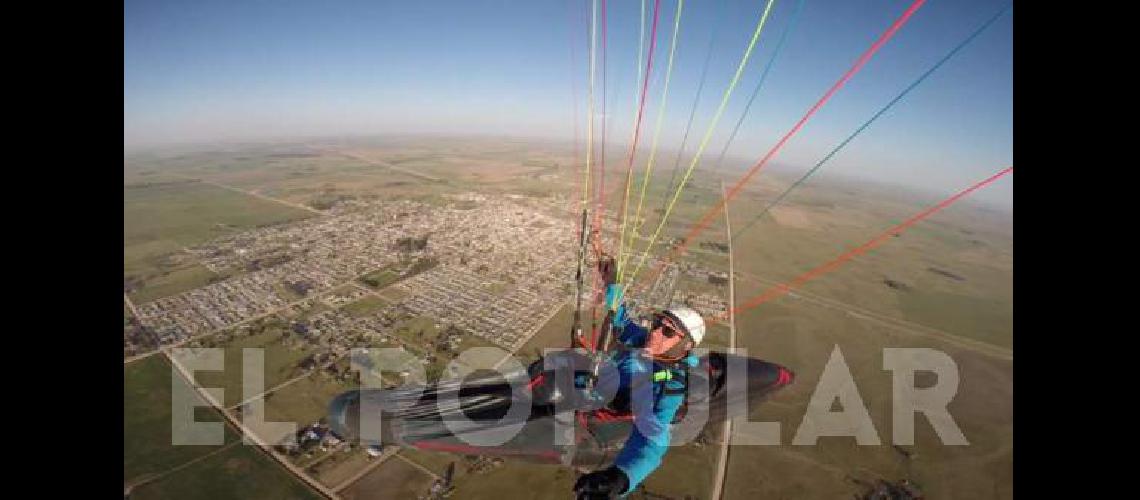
[603,286,698,494]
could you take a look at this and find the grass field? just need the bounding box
[454,331,499,354]
[359,269,400,289]
[129,265,219,304]
[897,289,1012,349]
[124,179,313,303]
[391,315,442,346]
[723,276,1012,499]
[451,462,575,500]
[192,330,315,408]
[701,323,732,351]
[637,441,721,499]
[155,149,463,208]
[123,179,312,254]
[124,355,238,484]
[725,176,1012,351]
[129,442,321,500]
[731,231,1011,349]
[340,456,436,500]
[397,448,460,478]
[342,295,389,318]
[312,448,372,488]
[264,370,356,429]
[517,302,573,362]
[377,285,411,302]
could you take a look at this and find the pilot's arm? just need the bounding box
[611,360,683,494]
[605,286,647,347]
[576,352,682,496]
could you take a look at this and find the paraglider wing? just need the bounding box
[327,351,793,466]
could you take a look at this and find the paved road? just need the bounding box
[162,344,339,498]
[710,181,736,500]
[124,293,144,320]
[335,152,445,183]
[169,172,327,215]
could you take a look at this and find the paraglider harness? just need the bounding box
[568,228,697,424]
[596,359,691,425]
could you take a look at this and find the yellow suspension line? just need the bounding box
[619,0,684,281]
[624,0,778,292]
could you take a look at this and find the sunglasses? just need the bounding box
[652,314,685,339]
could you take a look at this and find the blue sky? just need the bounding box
[125,0,1012,207]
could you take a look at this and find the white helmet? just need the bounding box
[662,306,706,346]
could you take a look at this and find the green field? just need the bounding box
[449,461,575,500]
[701,323,732,350]
[123,179,312,256]
[193,330,315,408]
[129,442,321,500]
[158,150,461,207]
[296,300,332,321]
[686,247,731,269]
[398,448,461,478]
[391,316,441,345]
[125,355,238,484]
[125,179,313,303]
[725,178,1012,352]
[453,331,499,354]
[312,448,372,488]
[377,286,410,302]
[342,295,389,318]
[517,302,573,362]
[359,269,400,289]
[897,290,1013,349]
[130,265,221,304]
[264,370,357,428]
[638,441,721,499]
[723,276,1012,500]
[341,456,436,500]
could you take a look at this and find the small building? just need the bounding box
[299,355,318,371]
[302,429,320,443]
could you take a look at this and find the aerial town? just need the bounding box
[123,192,730,363]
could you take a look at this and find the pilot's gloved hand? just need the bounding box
[597,255,617,286]
[611,302,627,329]
[573,466,629,499]
[604,284,624,313]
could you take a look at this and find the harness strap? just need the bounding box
[661,365,689,396]
[606,361,691,416]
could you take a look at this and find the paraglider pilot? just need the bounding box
[574,231,707,499]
